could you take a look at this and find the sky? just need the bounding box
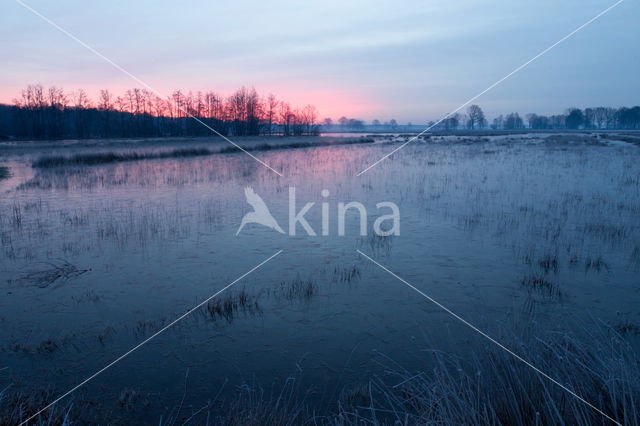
[1,0,638,123]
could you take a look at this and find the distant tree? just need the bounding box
[526,113,549,129]
[584,108,595,129]
[279,102,293,136]
[46,86,67,138]
[442,113,459,131]
[591,107,608,129]
[467,105,486,129]
[348,118,365,130]
[7,83,640,139]
[617,106,640,129]
[302,104,319,135]
[72,89,91,138]
[266,94,278,136]
[549,114,566,129]
[565,108,584,129]
[98,89,113,137]
[504,113,524,130]
[604,107,618,129]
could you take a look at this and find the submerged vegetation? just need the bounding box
[7,260,90,288]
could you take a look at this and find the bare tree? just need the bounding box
[467,105,486,130]
[266,94,278,136]
[98,89,113,137]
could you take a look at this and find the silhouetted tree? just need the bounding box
[565,108,584,129]
[0,84,323,139]
[467,105,486,129]
[4,90,640,139]
[504,113,524,130]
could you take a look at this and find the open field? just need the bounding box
[1,132,639,424]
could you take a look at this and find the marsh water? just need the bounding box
[1,133,639,422]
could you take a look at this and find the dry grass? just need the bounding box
[33,148,211,168]
[205,289,261,322]
[4,324,635,425]
[276,278,318,301]
[332,326,640,425]
[31,137,375,169]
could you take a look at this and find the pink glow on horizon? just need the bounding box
[259,86,379,120]
[0,82,378,121]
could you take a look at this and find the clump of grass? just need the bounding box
[0,166,9,180]
[631,246,640,267]
[521,275,562,297]
[0,388,75,425]
[339,327,640,425]
[202,379,309,425]
[8,335,75,355]
[32,138,376,168]
[11,203,22,228]
[538,254,559,274]
[585,256,610,273]
[334,265,361,283]
[118,388,148,411]
[615,322,640,335]
[219,137,374,154]
[205,289,260,322]
[361,232,394,254]
[338,383,371,408]
[569,254,580,268]
[97,326,116,345]
[276,278,318,301]
[36,339,60,354]
[583,223,627,242]
[72,288,102,304]
[33,148,211,168]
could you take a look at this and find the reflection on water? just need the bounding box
[1,135,639,421]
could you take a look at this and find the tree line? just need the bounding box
[322,104,640,132]
[0,84,320,139]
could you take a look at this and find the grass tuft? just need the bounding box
[33,148,211,168]
[205,289,260,322]
[32,138,376,168]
